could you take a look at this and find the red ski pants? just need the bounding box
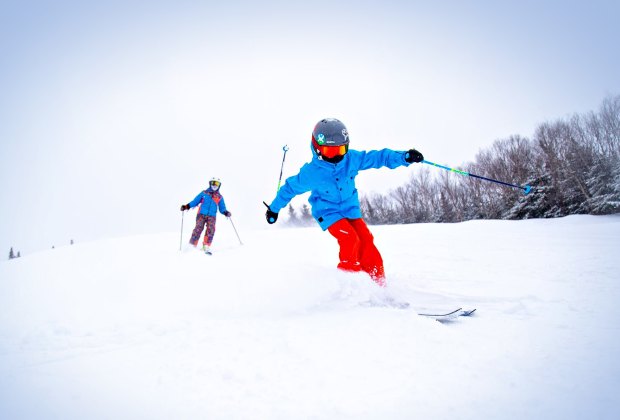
[327,218,386,286]
[189,214,216,246]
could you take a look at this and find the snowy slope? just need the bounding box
[1,215,619,420]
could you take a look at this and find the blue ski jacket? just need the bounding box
[269,148,411,230]
[188,188,228,217]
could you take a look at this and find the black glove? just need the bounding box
[180,204,190,211]
[263,201,278,224]
[224,211,232,217]
[405,149,424,163]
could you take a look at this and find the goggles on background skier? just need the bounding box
[210,180,221,187]
[312,139,349,158]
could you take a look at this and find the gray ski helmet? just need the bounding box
[312,118,349,147]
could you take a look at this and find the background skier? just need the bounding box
[181,177,231,254]
[264,118,424,286]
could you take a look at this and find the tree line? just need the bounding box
[286,95,619,225]
[7,240,75,260]
[286,203,315,227]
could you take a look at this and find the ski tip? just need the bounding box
[446,307,463,316]
[418,308,462,317]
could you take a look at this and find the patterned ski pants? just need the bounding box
[190,214,217,246]
[327,218,386,286]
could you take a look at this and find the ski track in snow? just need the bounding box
[1,215,619,419]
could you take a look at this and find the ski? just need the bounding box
[361,301,477,320]
[417,307,463,319]
[417,308,476,321]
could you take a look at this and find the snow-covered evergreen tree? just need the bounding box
[286,204,299,226]
[299,204,314,226]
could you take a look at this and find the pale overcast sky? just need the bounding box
[1,0,619,254]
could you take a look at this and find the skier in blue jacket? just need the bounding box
[264,118,424,285]
[181,177,231,253]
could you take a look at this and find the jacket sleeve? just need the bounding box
[268,164,314,213]
[188,192,205,209]
[218,196,228,214]
[356,149,411,171]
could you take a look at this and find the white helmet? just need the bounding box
[209,177,221,190]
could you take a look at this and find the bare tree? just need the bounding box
[361,192,397,225]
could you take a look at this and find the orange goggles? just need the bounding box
[313,139,349,158]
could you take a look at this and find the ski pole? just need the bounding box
[422,160,532,194]
[228,217,243,245]
[179,210,185,251]
[277,145,289,192]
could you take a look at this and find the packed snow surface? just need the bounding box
[1,215,619,419]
